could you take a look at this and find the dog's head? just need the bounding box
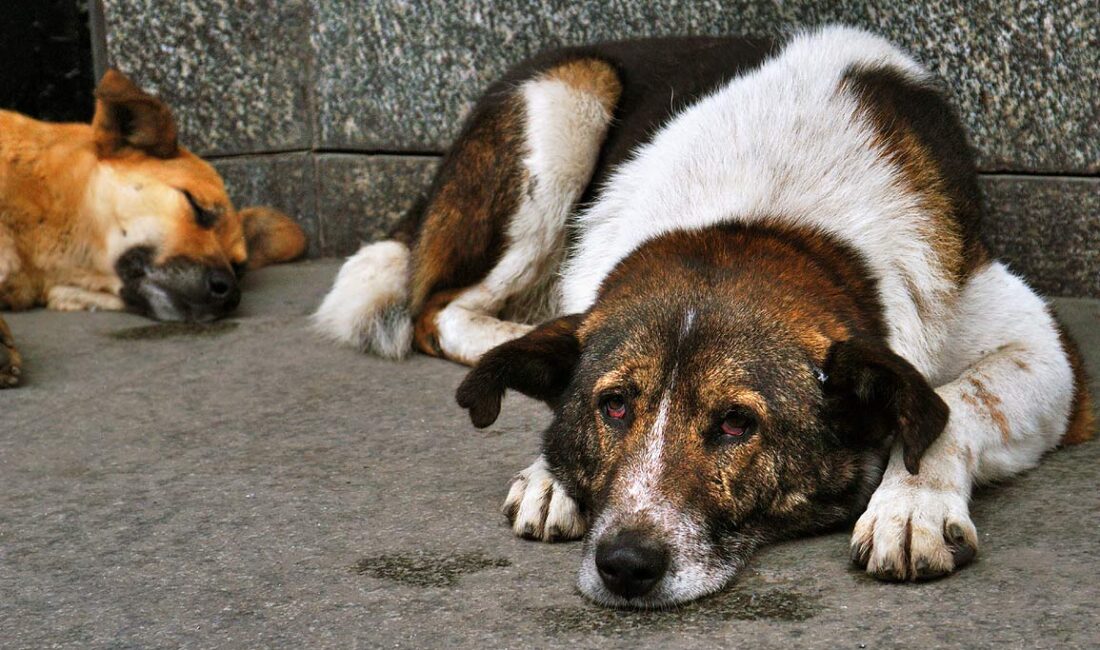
[457,226,948,607]
[88,69,306,321]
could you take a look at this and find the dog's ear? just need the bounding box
[92,69,178,158]
[456,314,585,428]
[238,207,308,269]
[822,338,948,474]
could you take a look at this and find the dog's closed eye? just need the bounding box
[182,190,220,229]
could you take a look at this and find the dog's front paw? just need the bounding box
[850,481,978,581]
[46,286,125,312]
[502,457,585,542]
[0,318,21,388]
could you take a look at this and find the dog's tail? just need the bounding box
[312,206,424,359]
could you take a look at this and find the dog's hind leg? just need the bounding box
[851,262,1091,581]
[315,59,619,362]
[421,59,621,366]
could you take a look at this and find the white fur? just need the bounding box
[852,263,1073,578]
[0,223,21,284]
[502,456,586,542]
[312,241,413,358]
[561,26,950,376]
[620,377,673,514]
[46,285,125,312]
[434,74,613,365]
[86,165,173,270]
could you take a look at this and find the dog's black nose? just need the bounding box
[595,529,669,599]
[205,268,240,312]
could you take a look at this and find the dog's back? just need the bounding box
[317,27,979,374]
[563,27,983,377]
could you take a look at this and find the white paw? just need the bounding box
[46,286,125,312]
[850,480,978,581]
[502,457,585,542]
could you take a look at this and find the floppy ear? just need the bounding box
[239,206,308,269]
[455,314,585,428]
[92,69,178,158]
[822,338,949,474]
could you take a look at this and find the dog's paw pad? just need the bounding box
[502,458,585,543]
[851,485,978,582]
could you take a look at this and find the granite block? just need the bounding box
[315,154,440,257]
[314,0,1098,173]
[211,153,321,258]
[101,0,313,156]
[303,156,1099,297]
[981,175,1100,298]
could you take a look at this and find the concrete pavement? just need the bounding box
[2,260,1098,649]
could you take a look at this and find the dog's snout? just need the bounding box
[206,268,234,298]
[206,267,240,310]
[206,268,240,311]
[595,529,669,599]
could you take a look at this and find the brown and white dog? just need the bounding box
[315,27,1094,607]
[0,69,307,387]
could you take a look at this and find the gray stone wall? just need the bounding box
[98,1,1099,296]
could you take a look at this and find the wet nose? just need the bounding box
[205,267,240,312]
[595,529,669,599]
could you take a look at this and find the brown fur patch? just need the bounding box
[408,91,527,314]
[412,287,464,357]
[843,68,988,286]
[1053,317,1096,445]
[964,377,1011,443]
[850,90,965,285]
[598,221,888,351]
[541,58,623,114]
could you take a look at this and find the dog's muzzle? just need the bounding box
[594,528,671,600]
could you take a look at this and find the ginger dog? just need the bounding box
[0,69,307,387]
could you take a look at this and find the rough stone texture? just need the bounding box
[314,0,1099,173]
[982,176,1100,298]
[2,261,1098,648]
[213,153,322,258]
[243,152,1097,299]
[100,1,1098,171]
[315,154,439,257]
[100,0,313,156]
[98,1,1097,270]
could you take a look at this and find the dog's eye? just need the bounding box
[182,190,219,229]
[720,410,755,440]
[600,394,628,422]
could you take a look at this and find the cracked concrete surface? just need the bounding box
[2,260,1097,649]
